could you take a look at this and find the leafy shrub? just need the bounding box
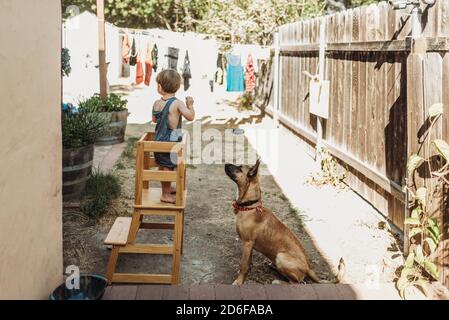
[83,170,121,219]
[62,112,108,149]
[238,92,254,111]
[78,93,128,113]
[62,48,71,77]
[398,103,446,299]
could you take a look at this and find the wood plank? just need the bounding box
[335,284,357,300]
[112,273,172,284]
[136,285,165,300]
[140,222,175,230]
[214,285,242,300]
[287,284,318,300]
[119,244,174,255]
[162,286,189,300]
[104,217,132,245]
[189,285,216,300]
[311,284,342,300]
[239,284,268,300]
[171,212,183,284]
[143,141,178,152]
[142,170,177,182]
[107,285,138,300]
[280,37,449,53]
[264,284,292,300]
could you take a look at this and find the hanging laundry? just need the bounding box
[152,43,158,72]
[244,54,256,92]
[129,38,137,66]
[144,44,153,86]
[215,53,224,85]
[166,47,179,70]
[226,53,245,92]
[135,54,144,85]
[182,50,192,91]
[122,34,131,64]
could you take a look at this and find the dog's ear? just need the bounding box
[247,158,261,178]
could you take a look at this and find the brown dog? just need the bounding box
[225,159,345,285]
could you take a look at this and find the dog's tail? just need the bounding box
[307,258,345,284]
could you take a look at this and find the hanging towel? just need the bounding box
[144,44,153,86]
[244,54,256,92]
[226,53,245,92]
[215,53,224,85]
[130,38,137,66]
[152,44,158,72]
[122,34,131,64]
[182,50,192,91]
[166,47,179,70]
[136,55,144,85]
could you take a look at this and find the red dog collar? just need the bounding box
[232,201,263,214]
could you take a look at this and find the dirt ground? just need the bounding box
[63,113,403,285]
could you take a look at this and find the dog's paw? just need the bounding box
[271,280,281,285]
[232,279,243,286]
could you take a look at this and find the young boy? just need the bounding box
[152,69,195,204]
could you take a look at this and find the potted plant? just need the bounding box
[62,108,107,200]
[78,93,129,146]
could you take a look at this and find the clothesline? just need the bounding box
[118,27,273,50]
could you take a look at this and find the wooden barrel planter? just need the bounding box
[63,144,94,200]
[95,110,128,146]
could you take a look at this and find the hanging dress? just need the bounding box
[244,54,256,92]
[135,54,144,85]
[152,97,182,168]
[152,44,159,72]
[226,53,245,92]
[182,50,192,91]
[144,44,153,86]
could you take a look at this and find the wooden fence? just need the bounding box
[256,1,449,287]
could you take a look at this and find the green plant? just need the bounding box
[62,112,108,149]
[238,92,255,111]
[78,93,128,113]
[83,170,121,219]
[397,103,447,299]
[62,48,71,77]
[307,147,346,188]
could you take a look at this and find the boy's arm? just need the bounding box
[151,101,158,123]
[177,97,195,121]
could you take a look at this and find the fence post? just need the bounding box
[273,32,281,128]
[316,17,327,164]
[96,0,108,101]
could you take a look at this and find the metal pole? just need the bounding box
[97,0,108,102]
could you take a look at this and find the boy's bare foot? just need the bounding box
[160,193,176,204]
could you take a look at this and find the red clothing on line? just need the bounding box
[136,55,144,85]
[244,54,256,92]
[144,45,153,86]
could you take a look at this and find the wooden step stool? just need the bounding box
[104,131,187,284]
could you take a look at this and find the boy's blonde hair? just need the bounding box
[156,69,181,94]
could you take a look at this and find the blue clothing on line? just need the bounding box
[226,53,245,92]
[152,97,182,168]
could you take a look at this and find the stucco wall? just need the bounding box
[0,0,63,299]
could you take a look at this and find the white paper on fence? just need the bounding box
[309,80,330,119]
